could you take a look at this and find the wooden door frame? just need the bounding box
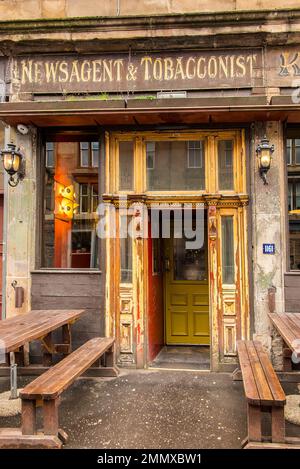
[104,129,250,370]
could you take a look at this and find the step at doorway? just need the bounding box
[149,346,210,370]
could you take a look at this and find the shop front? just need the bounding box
[0,11,300,371]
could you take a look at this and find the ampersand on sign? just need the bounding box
[126,63,138,81]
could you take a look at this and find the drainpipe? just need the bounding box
[116,0,120,16]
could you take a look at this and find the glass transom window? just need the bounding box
[146,140,205,191]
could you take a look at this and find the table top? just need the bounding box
[268,312,300,357]
[0,309,85,353]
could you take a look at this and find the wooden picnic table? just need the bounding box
[0,309,84,354]
[268,312,300,371]
[0,309,85,397]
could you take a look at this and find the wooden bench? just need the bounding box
[237,340,287,449]
[0,337,116,449]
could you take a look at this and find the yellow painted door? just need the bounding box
[164,231,209,345]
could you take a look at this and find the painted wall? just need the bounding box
[0,0,299,21]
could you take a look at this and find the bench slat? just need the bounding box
[236,341,260,405]
[246,341,274,405]
[269,315,296,350]
[20,337,114,400]
[253,341,285,405]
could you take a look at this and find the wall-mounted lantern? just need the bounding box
[256,136,274,185]
[0,143,25,187]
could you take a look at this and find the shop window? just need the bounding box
[287,135,300,270]
[119,141,134,191]
[218,140,234,190]
[221,216,235,284]
[42,140,99,269]
[146,140,205,191]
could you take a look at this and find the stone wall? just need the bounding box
[5,126,37,318]
[0,0,299,22]
[251,121,286,369]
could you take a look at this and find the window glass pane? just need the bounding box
[295,139,300,164]
[80,184,89,213]
[91,185,98,212]
[119,141,134,191]
[146,140,205,191]
[120,215,132,282]
[286,139,292,165]
[42,141,99,269]
[288,182,293,212]
[146,142,155,170]
[91,141,99,167]
[296,182,300,210]
[173,212,207,281]
[152,238,161,274]
[218,140,234,190]
[287,137,300,270]
[187,141,203,168]
[80,142,89,167]
[46,142,54,168]
[221,216,235,284]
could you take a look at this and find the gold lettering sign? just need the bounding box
[12,50,262,94]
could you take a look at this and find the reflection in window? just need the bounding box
[287,136,300,270]
[221,216,235,284]
[80,141,99,167]
[146,140,205,191]
[152,238,161,275]
[218,140,234,190]
[42,141,99,269]
[173,211,207,281]
[46,142,55,168]
[187,141,203,168]
[119,141,134,191]
[146,142,155,170]
[120,215,132,283]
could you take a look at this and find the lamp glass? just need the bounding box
[3,153,14,172]
[12,154,20,172]
[260,150,271,168]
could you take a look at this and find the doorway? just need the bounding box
[147,209,210,368]
[164,212,209,345]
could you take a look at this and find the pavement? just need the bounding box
[0,370,299,449]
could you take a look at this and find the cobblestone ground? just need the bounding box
[0,370,299,448]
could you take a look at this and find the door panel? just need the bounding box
[164,217,209,345]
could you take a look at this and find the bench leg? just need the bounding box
[105,345,115,368]
[283,344,292,371]
[42,332,53,367]
[43,399,59,436]
[271,406,285,443]
[62,324,71,357]
[22,399,37,435]
[15,346,25,367]
[248,404,262,442]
